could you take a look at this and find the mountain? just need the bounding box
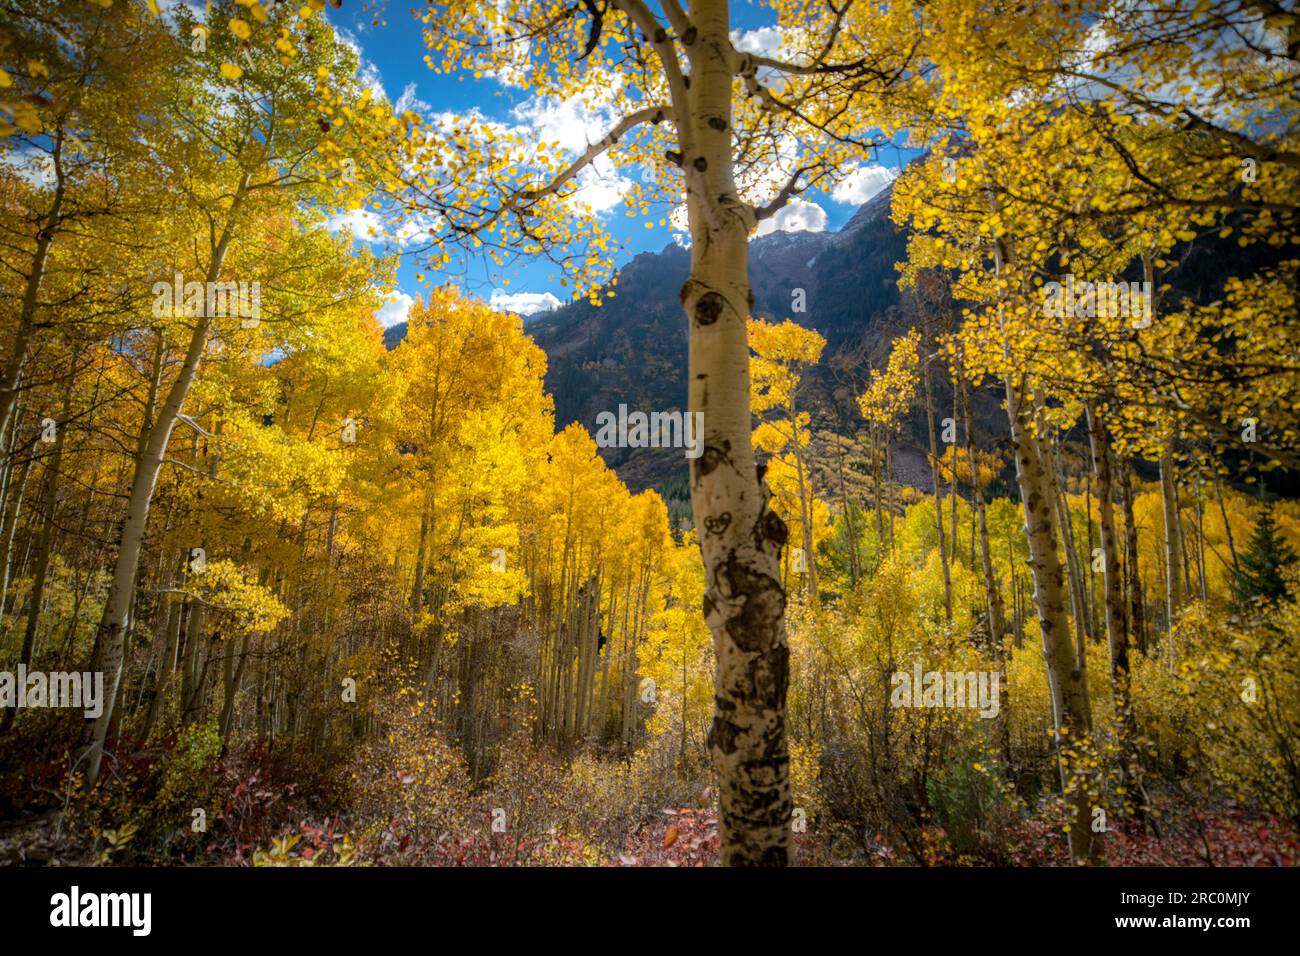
[524,186,908,491]
[382,188,909,494]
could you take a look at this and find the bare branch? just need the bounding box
[753,164,815,222]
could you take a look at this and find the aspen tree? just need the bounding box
[404,0,925,864]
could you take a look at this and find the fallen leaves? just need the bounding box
[610,807,719,867]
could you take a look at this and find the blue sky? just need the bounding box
[320,2,916,327]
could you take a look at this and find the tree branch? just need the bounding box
[513,105,667,207]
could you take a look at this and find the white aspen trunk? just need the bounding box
[960,377,1011,762]
[0,411,33,628]
[1146,247,1185,631]
[984,195,1098,861]
[1118,458,1148,656]
[0,390,68,734]
[832,436,861,586]
[1085,402,1144,812]
[411,482,431,619]
[1193,476,1208,602]
[960,372,1006,645]
[685,0,791,866]
[949,378,960,565]
[142,579,184,741]
[1046,437,1093,727]
[872,426,885,564]
[84,180,247,785]
[1006,380,1099,862]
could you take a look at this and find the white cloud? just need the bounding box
[395,82,432,116]
[357,61,387,102]
[571,162,635,214]
[395,213,445,245]
[327,208,384,242]
[729,27,786,86]
[488,290,559,319]
[489,289,562,316]
[754,198,828,237]
[511,89,618,157]
[327,209,442,248]
[669,203,691,247]
[830,164,899,205]
[736,132,804,207]
[730,27,783,59]
[377,290,414,329]
[0,145,50,188]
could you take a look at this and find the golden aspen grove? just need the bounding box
[0,0,1298,916]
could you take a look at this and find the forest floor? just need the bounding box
[1,731,1295,867]
[2,796,1296,868]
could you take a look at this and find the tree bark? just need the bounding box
[962,371,1007,649]
[685,0,791,866]
[832,435,860,586]
[0,130,66,452]
[789,408,818,605]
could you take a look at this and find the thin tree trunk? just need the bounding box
[0,390,68,734]
[219,633,251,743]
[1085,401,1144,815]
[85,177,248,785]
[0,129,66,451]
[0,435,32,626]
[960,375,1012,764]
[985,199,1098,862]
[1118,458,1147,656]
[790,410,818,605]
[833,436,860,587]
[950,375,960,566]
[1159,440,1185,631]
[411,482,430,617]
[141,582,183,741]
[1214,474,1240,577]
[1007,384,1099,863]
[924,356,953,623]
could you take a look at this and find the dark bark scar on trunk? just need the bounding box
[692,440,731,482]
[716,552,785,652]
[694,291,726,326]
